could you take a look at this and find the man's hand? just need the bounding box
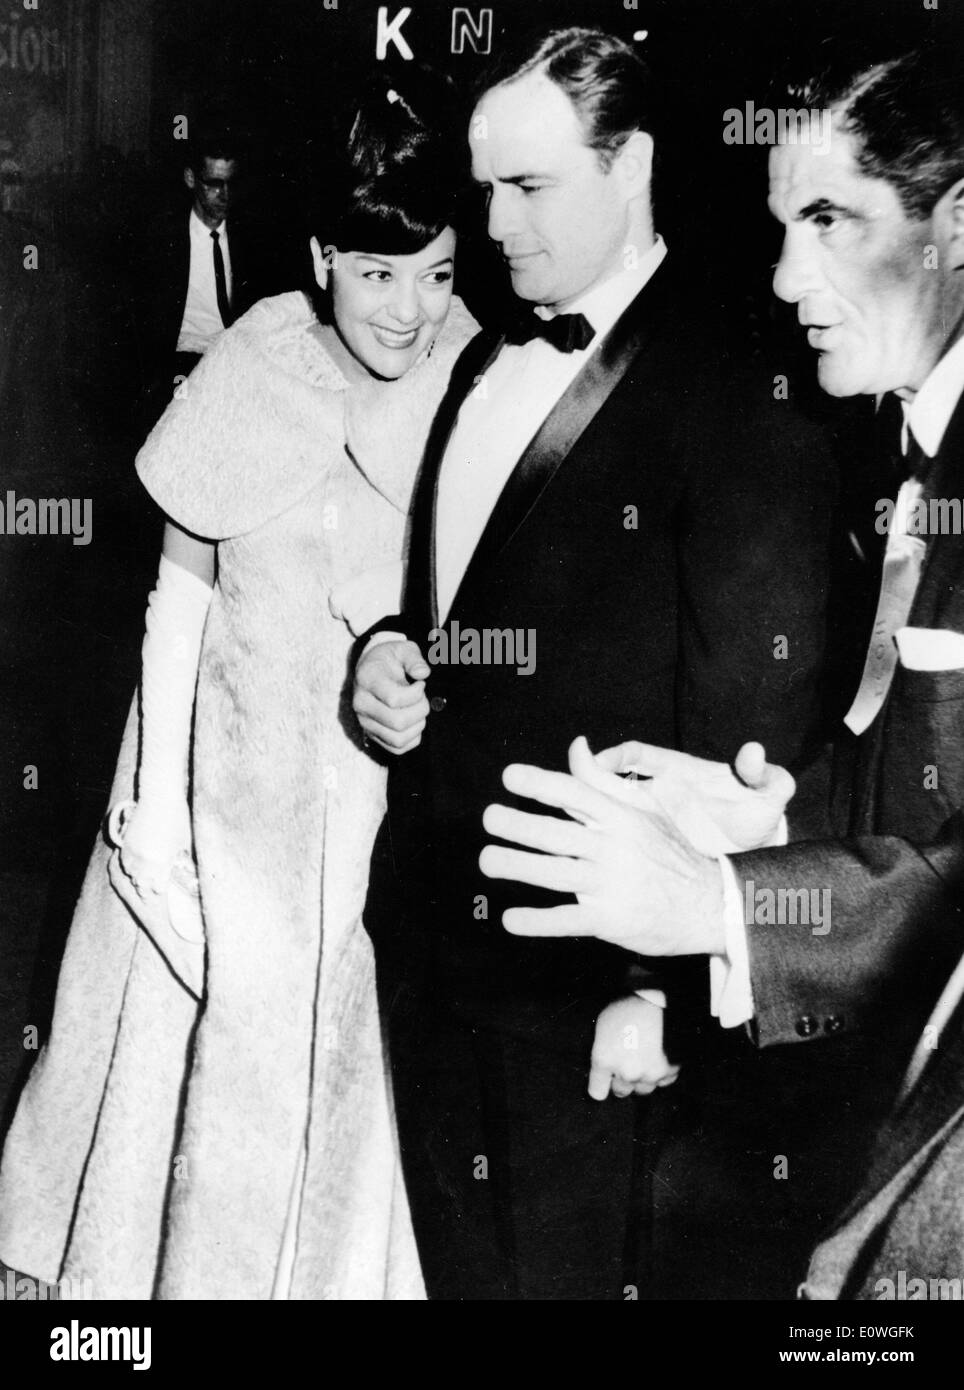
[589,996,680,1100]
[479,741,726,955]
[574,736,795,855]
[353,639,431,754]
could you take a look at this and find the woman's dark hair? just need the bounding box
[317,66,467,256]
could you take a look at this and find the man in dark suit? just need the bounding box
[353,25,835,1301]
[480,41,964,1300]
[134,126,267,429]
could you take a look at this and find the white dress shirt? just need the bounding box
[434,236,668,621]
[713,334,964,1029]
[176,208,233,356]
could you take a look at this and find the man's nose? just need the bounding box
[772,230,821,304]
[487,185,521,245]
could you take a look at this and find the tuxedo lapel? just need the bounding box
[403,330,502,629]
[444,268,673,622]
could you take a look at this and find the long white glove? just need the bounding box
[115,554,213,897]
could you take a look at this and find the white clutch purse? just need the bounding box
[106,800,205,1000]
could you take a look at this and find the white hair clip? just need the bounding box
[387,89,401,104]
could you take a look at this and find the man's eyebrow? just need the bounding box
[797,197,849,219]
[471,173,553,186]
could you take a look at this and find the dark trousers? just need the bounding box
[381,970,651,1301]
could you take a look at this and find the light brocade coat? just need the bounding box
[0,291,478,1299]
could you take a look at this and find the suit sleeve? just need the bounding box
[736,813,964,1054]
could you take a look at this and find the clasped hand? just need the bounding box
[353,639,431,754]
[480,735,794,956]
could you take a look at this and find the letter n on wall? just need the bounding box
[451,8,492,55]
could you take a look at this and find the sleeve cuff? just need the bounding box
[634,989,667,1009]
[708,857,755,1028]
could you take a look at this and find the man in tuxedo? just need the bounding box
[480,41,964,1300]
[354,25,835,1300]
[134,126,267,429]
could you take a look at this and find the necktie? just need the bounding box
[844,423,931,736]
[506,310,595,354]
[211,229,232,328]
[897,948,964,1104]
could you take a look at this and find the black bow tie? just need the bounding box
[506,310,595,354]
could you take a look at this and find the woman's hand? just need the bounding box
[589,996,680,1100]
[110,797,192,904]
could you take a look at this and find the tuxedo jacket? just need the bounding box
[365,265,837,1046]
[739,389,964,1292]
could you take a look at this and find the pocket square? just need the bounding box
[895,626,964,671]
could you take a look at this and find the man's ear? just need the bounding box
[944,176,964,271]
[614,130,654,201]
[184,166,196,193]
[309,236,329,291]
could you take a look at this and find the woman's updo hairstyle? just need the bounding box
[321,65,467,256]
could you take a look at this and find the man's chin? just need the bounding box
[815,356,862,398]
[508,267,550,302]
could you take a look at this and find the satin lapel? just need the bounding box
[445,269,673,622]
[403,330,502,630]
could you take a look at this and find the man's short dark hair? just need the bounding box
[186,124,241,174]
[788,44,964,219]
[478,25,659,171]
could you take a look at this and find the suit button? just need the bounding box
[429,695,447,713]
[795,1015,819,1038]
[824,1015,845,1035]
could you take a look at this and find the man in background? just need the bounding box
[134,125,268,430]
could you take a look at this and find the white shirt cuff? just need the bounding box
[634,989,667,1009]
[709,859,755,1028]
[707,817,786,1028]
